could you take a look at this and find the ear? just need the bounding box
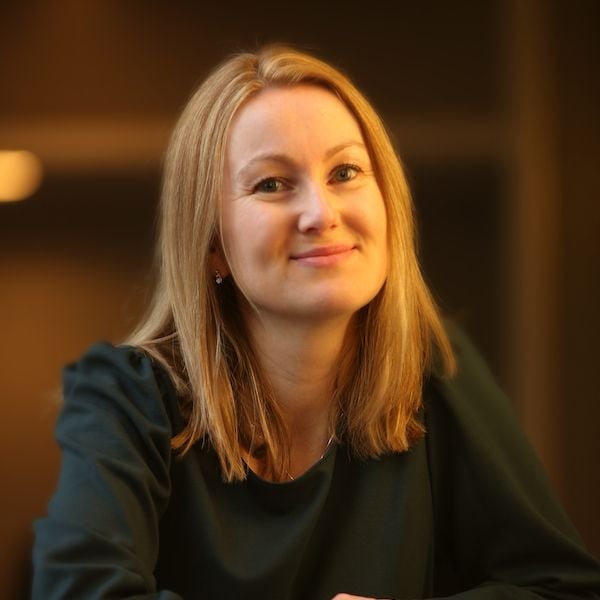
[209,246,230,279]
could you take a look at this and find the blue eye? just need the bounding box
[255,178,284,193]
[332,164,360,182]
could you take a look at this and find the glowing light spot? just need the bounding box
[0,150,44,202]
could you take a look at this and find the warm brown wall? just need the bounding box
[555,0,600,559]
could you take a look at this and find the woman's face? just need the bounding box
[218,84,388,326]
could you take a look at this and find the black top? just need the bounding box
[32,328,600,599]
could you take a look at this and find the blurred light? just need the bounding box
[0,150,44,202]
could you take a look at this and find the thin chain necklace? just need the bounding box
[285,433,335,481]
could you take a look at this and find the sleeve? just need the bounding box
[32,342,184,599]
[425,325,600,599]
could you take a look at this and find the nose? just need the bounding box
[297,182,339,233]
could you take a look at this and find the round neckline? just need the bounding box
[244,440,338,487]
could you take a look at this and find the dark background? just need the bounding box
[1,1,598,597]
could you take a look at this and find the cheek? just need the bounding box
[351,192,388,244]
[360,194,389,273]
[222,203,287,269]
[369,193,388,245]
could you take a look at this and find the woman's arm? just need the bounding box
[32,342,183,599]
[424,325,600,599]
[331,330,600,600]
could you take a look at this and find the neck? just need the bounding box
[245,312,355,476]
[250,314,352,414]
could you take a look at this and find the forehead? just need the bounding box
[226,85,365,158]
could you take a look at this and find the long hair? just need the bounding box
[124,44,455,482]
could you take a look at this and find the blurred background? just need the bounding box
[1,0,598,596]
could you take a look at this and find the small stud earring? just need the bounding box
[215,270,223,285]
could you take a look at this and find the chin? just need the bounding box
[299,293,376,320]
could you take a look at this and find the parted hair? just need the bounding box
[124,44,455,482]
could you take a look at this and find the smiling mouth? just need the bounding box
[291,245,355,266]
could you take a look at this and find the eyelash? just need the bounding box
[251,163,363,194]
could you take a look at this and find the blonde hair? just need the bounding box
[124,44,455,482]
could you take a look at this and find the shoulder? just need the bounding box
[425,322,517,437]
[422,322,549,491]
[59,340,182,443]
[64,341,162,393]
[423,322,569,523]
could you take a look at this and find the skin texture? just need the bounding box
[216,85,389,478]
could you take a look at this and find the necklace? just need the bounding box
[285,433,335,481]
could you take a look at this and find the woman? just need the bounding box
[32,45,600,599]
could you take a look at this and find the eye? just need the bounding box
[254,177,286,193]
[332,163,361,183]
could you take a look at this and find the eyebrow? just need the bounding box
[235,140,367,181]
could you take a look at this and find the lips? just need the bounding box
[290,244,356,267]
[291,244,355,260]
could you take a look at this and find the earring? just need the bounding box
[215,270,223,285]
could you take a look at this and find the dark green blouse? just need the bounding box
[32,329,600,599]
